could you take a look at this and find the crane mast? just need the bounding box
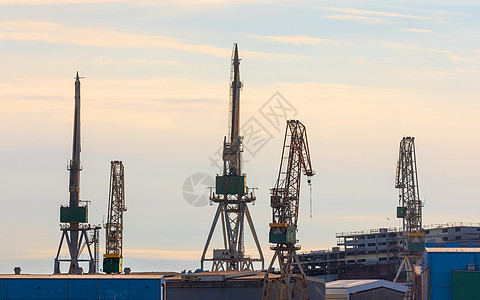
[103,161,126,274]
[393,136,424,299]
[263,120,314,300]
[201,44,264,272]
[54,72,97,275]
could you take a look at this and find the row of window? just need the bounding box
[345,256,397,264]
[344,227,480,241]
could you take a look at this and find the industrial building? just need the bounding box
[421,244,480,300]
[297,223,480,282]
[0,271,325,300]
[164,271,325,300]
[0,274,166,300]
[325,279,407,300]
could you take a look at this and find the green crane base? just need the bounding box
[103,256,122,274]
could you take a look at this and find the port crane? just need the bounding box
[263,120,314,300]
[54,72,99,274]
[393,136,424,299]
[103,161,127,274]
[201,44,264,271]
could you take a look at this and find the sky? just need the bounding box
[1,0,480,274]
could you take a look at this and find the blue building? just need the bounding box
[422,244,480,300]
[0,274,165,300]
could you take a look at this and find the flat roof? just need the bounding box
[426,247,480,253]
[0,274,166,279]
[326,279,407,294]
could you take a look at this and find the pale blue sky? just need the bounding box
[1,0,480,274]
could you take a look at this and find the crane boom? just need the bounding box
[263,120,314,300]
[54,72,96,275]
[271,120,314,228]
[103,161,126,274]
[201,44,263,272]
[393,136,424,299]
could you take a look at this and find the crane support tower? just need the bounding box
[54,72,98,275]
[103,161,127,274]
[393,136,424,299]
[263,120,314,300]
[201,44,264,271]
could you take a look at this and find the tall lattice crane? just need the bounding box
[54,72,97,274]
[263,120,314,300]
[393,136,424,299]
[103,161,127,274]
[201,44,264,271]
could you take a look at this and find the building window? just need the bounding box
[347,260,355,264]
[368,243,376,247]
[367,235,375,239]
[455,227,461,232]
[358,259,366,263]
[455,236,461,240]
[379,242,387,246]
[425,230,430,234]
[358,244,365,247]
[379,257,387,261]
[442,228,448,233]
[378,234,386,238]
[442,237,448,241]
[389,233,397,237]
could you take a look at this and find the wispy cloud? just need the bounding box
[402,28,434,34]
[320,7,433,25]
[93,57,180,65]
[322,215,385,221]
[390,43,480,65]
[251,35,338,45]
[124,249,200,260]
[320,7,431,20]
[0,21,309,60]
[324,14,388,24]
[0,21,231,57]
[7,248,200,261]
[0,0,292,6]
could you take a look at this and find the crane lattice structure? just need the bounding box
[103,161,127,274]
[201,44,264,272]
[54,72,98,274]
[263,120,314,300]
[393,136,424,299]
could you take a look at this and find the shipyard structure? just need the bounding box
[296,222,480,282]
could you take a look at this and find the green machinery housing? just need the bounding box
[60,206,88,223]
[269,223,296,244]
[215,175,246,195]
